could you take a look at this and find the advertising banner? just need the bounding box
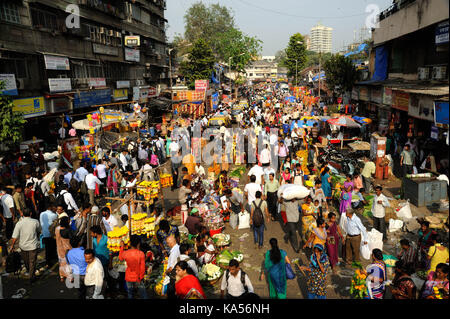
[434,101,449,126]
[392,91,409,111]
[88,78,106,88]
[12,96,46,118]
[0,74,18,95]
[124,48,140,62]
[73,89,111,109]
[48,78,72,93]
[44,55,70,70]
[113,89,128,101]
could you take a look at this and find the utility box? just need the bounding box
[370,133,388,180]
[402,177,448,207]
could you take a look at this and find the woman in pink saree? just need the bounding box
[325,212,344,273]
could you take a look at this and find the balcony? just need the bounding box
[373,0,449,46]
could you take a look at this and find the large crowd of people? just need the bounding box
[0,83,448,300]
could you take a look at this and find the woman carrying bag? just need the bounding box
[263,238,293,299]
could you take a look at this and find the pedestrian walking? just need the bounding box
[371,186,390,239]
[341,208,368,265]
[278,194,301,253]
[250,191,270,249]
[263,238,291,299]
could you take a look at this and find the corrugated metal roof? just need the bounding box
[390,86,449,96]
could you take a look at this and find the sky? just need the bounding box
[165,0,393,55]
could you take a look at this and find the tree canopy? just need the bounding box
[179,39,215,90]
[283,33,307,85]
[183,2,235,54]
[323,54,358,96]
[0,81,26,149]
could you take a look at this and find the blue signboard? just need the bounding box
[434,101,449,125]
[73,89,111,109]
[436,20,449,45]
[212,92,219,110]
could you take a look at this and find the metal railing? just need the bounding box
[378,0,416,22]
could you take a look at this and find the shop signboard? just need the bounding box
[148,87,157,98]
[195,80,209,92]
[47,97,71,113]
[383,87,392,105]
[12,96,46,118]
[133,87,140,101]
[434,101,449,126]
[88,78,106,88]
[124,35,140,47]
[436,20,449,45]
[44,55,70,70]
[92,43,119,56]
[113,89,128,101]
[370,88,382,104]
[124,48,140,62]
[0,74,18,95]
[48,78,72,93]
[431,125,439,140]
[359,86,369,101]
[73,89,111,109]
[392,90,409,111]
[117,81,130,89]
[138,86,149,103]
[408,95,435,122]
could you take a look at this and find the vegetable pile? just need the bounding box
[216,250,244,266]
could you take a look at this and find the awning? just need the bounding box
[390,86,449,97]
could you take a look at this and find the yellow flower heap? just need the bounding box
[350,268,368,299]
[154,257,169,296]
[137,181,160,201]
[107,226,130,252]
[159,173,173,188]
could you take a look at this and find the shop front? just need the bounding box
[390,89,410,137]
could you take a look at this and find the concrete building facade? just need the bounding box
[310,23,332,53]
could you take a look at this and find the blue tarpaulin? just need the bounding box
[285,96,296,103]
[312,71,326,82]
[344,43,369,57]
[435,101,449,125]
[212,92,219,110]
[372,45,388,81]
[290,119,318,130]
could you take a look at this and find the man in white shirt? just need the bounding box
[101,207,118,232]
[119,150,129,172]
[0,187,15,239]
[165,235,180,284]
[259,144,271,167]
[342,208,368,264]
[84,249,104,299]
[244,175,262,209]
[10,209,41,283]
[57,184,80,216]
[25,172,39,191]
[248,163,265,186]
[371,186,390,239]
[220,259,254,299]
[95,160,107,195]
[195,162,206,177]
[85,168,103,205]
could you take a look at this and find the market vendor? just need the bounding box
[157,219,180,256]
[178,179,192,224]
[184,208,203,236]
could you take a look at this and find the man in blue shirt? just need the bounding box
[66,236,88,299]
[282,121,290,135]
[342,208,368,265]
[39,203,58,267]
[64,170,73,185]
[74,162,89,183]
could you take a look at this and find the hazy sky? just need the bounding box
[166,0,393,55]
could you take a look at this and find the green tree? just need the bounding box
[274,50,287,66]
[304,51,333,68]
[0,81,26,149]
[179,39,215,90]
[323,54,358,97]
[184,2,235,54]
[283,33,307,85]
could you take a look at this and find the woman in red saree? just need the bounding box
[175,261,206,299]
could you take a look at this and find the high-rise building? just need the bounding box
[310,23,333,53]
[303,35,311,51]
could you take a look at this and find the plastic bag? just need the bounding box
[396,200,412,220]
[277,184,310,200]
[412,166,418,174]
[388,218,404,233]
[360,242,371,260]
[229,212,239,230]
[367,228,383,251]
[238,211,250,229]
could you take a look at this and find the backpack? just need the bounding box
[5,251,22,274]
[55,191,68,211]
[225,269,248,294]
[252,200,265,227]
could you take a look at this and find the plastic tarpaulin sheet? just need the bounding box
[435,101,449,125]
[372,46,388,81]
[344,43,369,57]
[312,71,326,82]
[285,96,296,103]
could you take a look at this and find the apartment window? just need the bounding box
[0,2,21,24]
[87,64,104,78]
[0,58,27,78]
[30,8,58,30]
[104,62,128,80]
[72,63,88,79]
[131,4,141,21]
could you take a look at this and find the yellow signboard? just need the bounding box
[113,89,128,101]
[124,36,140,47]
[13,96,46,118]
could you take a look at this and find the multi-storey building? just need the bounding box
[0,0,168,140]
[310,23,332,53]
